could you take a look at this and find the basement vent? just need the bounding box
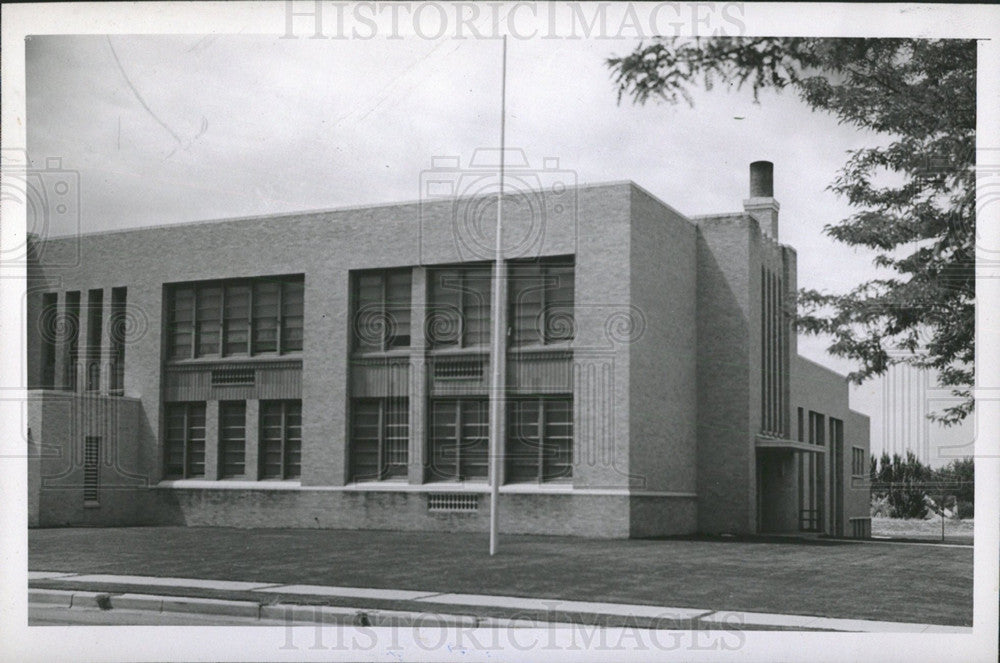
[434,360,484,380]
[212,367,255,386]
[427,493,480,512]
[83,436,99,503]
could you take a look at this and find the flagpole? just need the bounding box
[489,34,507,557]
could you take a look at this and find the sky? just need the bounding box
[24,32,974,464]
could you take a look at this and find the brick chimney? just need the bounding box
[743,161,779,239]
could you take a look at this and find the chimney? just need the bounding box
[743,160,779,239]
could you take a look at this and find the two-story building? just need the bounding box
[25,159,871,538]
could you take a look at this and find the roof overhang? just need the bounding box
[755,435,826,453]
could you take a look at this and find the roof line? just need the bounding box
[38,180,652,241]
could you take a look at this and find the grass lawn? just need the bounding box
[871,516,974,544]
[28,527,973,626]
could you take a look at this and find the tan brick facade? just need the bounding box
[26,177,870,538]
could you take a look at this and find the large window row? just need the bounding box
[163,399,301,480]
[167,275,304,360]
[163,395,571,484]
[348,395,573,484]
[351,258,574,354]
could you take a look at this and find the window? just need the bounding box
[219,401,247,478]
[852,447,867,477]
[39,293,58,388]
[427,266,491,348]
[196,285,222,356]
[509,258,574,346]
[167,276,304,359]
[260,400,302,479]
[830,417,844,448]
[85,289,103,391]
[428,399,488,481]
[350,398,408,481]
[223,283,251,355]
[252,282,280,353]
[352,269,411,352]
[83,436,100,504]
[808,411,825,446]
[169,287,195,359]
[109,287,127,394]
[281,279,304,352]
[760,266,787,436]
[506,397,573,482]
[164,402,206,478]
[63,291,80,390]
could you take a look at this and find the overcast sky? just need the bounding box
[24,33,973,462]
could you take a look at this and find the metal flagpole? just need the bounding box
[489,34,508,557]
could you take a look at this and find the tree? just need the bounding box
[870,451,933,519]
[934,456,975,518]
[607,38,975,424]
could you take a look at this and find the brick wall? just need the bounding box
[627,186,699,507]
[29,390,147,527]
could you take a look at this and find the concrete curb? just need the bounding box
[29,588,73,608]
[111,593,164,612]
[28,574,974,633]
[32,590,488,627]
[32,590,260,619]
[160,596,260,618]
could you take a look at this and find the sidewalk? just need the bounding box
[28,571,971,633]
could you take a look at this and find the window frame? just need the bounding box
[163,402,207,479]
[258,399,302,480]
[219,400,248,479]
[109,287,127,394]
[426,265,492,350]
[852,446,867,477]
[351,268,412,354]
[85,289,103,392]
[808,411,825,447]
[349,397,409,482]
[505,395,574,483]
[427,398,489,482]
[166,275,304,361]
[508,257,575,348]
[63,291,81,390]
[39,292,58,389]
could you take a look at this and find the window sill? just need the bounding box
[157,479,302,489]
[165,354,302,366]
[83,500,101,509]
[350,349,412,359]
[425,346,490,356]
[507,342,574,354]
